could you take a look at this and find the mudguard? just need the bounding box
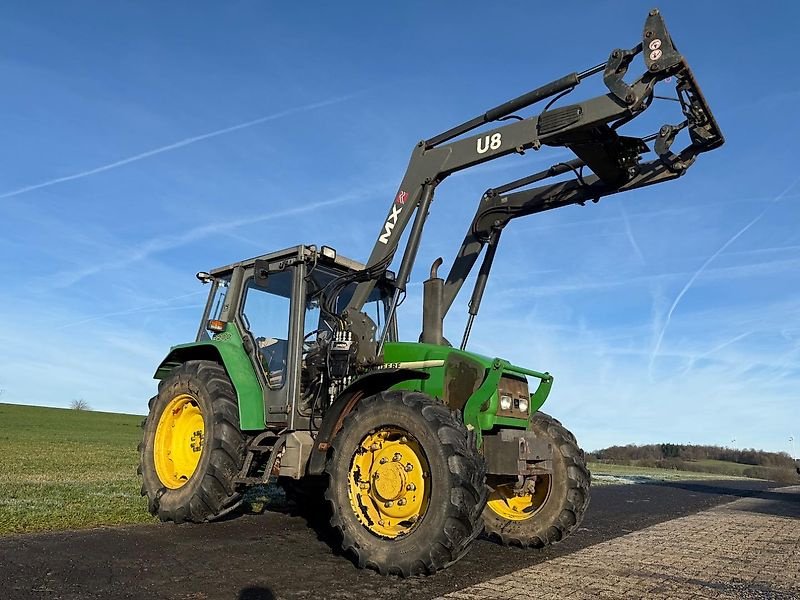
[306,368,430,476]
[153,329,264,430]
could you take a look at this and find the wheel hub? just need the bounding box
[153,394,205,489]
[348,428,429,538]
[486,475,552,522]
[372,462,406,501]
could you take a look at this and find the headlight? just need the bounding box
[497,376,530,417]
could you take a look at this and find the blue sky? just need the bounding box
[1,1,797,454]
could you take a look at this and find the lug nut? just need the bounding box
[384,501,393,508]
[380,457,388,464]
[397,498,407,506]
[392,453,402,462]
[406,483,416,491]
[405,463,413,472]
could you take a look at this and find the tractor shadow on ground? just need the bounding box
[653,481,800,518]
[201,480,354,564]
[239,482,354,560]
[280,499,351,560]
[207,483,294,524]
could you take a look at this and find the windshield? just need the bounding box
[209,279,230,320]
[198,276,231,341]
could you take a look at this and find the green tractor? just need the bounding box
[138,10,723,576]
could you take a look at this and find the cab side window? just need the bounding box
[241,271,293,389]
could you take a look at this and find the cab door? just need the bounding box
[237,266,303,427]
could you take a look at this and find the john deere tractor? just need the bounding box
[138,9,723,576]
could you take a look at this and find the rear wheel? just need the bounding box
[482,411,590,547]
[138,360,246,523]
[324,390,487,576]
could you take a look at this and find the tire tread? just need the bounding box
[138,360,246,523]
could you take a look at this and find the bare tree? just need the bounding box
[70,398,91,411]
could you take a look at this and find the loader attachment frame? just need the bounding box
[332,8,722,360]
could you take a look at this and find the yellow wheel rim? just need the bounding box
[487,475,552,522]
[153,394,205,489]
[347,427,430,539]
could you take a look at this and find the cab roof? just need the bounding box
[209,244,391,279]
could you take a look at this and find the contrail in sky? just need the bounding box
[52,184,390,289]
[56,291,206,329]
[619,202,645,264]
[679,330,754,377]
[649,177,800,376]
[0,95,353,200]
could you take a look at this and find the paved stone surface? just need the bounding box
[440,486,800,600]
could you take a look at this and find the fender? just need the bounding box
[307,368,430,476]
[153,331,265,430]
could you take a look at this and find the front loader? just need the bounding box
[138,9,723,575]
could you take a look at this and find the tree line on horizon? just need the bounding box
[589,443,797,482]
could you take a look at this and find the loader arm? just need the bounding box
[441,147,701,348]
[442,116,720,313]
[338,8,723,358]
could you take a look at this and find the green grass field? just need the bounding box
[692,459,753,476]
[590,457,796,484]
[587,461,750,485]
[0,403,156,534]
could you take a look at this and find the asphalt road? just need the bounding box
[0,479,779,600]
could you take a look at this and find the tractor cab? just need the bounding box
[190,245,396,430]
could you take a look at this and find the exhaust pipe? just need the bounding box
[420,258,445,345]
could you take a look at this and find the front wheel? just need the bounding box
[138,360,247,523]
[482,411,590,547]
[324,391,487,576]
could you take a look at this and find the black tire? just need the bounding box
[138,360,247,523]
[482,411,590,547]
[324,390,487,577]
